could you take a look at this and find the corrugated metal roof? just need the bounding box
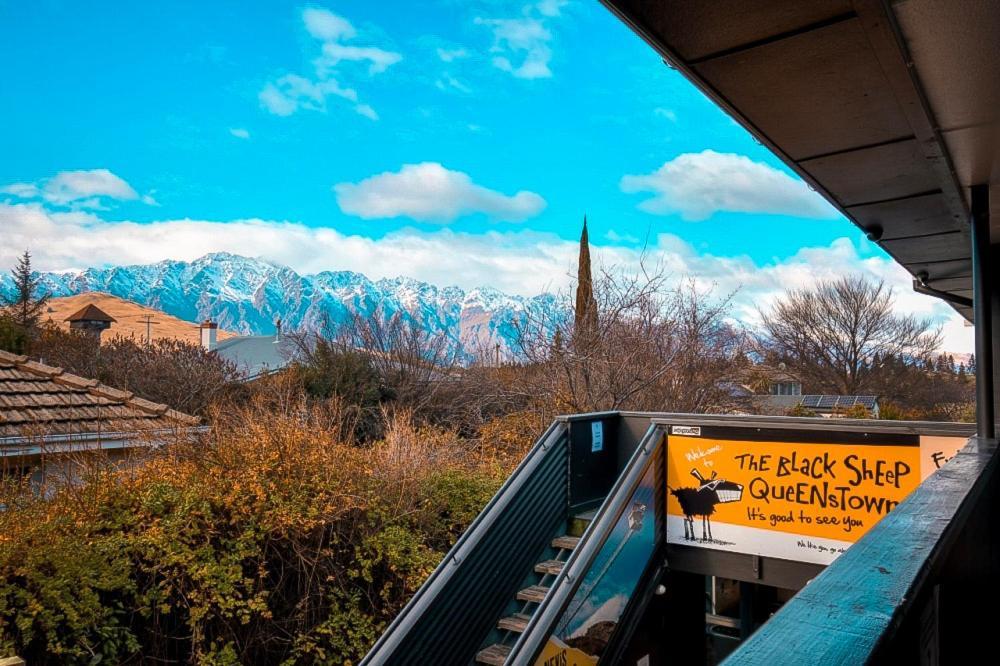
[213,335,296,380]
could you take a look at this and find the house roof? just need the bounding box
[65,303,116,323]
[603,0,999,321]
[756,394,879,415]
[0,349,199,441]
[213,335,296,380]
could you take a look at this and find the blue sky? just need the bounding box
[0,0,973,350]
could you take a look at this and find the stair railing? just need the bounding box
[360,419,568,665]
[508,423,664,664]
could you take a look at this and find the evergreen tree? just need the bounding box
[2,250,49,331]
[574,216,598,342]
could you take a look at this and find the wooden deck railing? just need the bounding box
[722,436,998,664]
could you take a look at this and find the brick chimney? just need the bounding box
[200,319,218,351]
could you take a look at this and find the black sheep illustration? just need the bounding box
[670,469,744,541]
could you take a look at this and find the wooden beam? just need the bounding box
[852,0,968,224]
[667,545,822,591]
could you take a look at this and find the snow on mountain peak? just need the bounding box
[2,253,569,356]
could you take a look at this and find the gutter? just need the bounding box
[0,425,209,458]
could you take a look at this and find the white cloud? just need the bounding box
[0,201,973,353]
[605,229,639,244]
[620,150,838,221]
[354,104,379,121]
[259,73,362,117]
[653,107,677,122]
[1,169,151,209]
[1,182,41,199]
[476,15,553,79]
[435,73,472,94]
[42,169,137,205]
[334,162,546,223]
[302,7,355,41]
[436,47,469,62]
[475,0,567,81]
[229,127,250,139]
[260,7,399,120]
[536,0,569,17]
[316,41,401,76]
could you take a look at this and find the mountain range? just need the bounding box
[1,253,566,358]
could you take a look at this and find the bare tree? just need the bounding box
[515,263,745,415]
[285,306,476,434]
[31,326,246,415]
[758,276,941,395]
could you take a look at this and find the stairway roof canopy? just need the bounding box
[603,0,1000,320]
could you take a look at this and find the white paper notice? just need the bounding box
[591,421,604,452]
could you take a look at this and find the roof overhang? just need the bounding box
[0,426,207,459]
[602,0,999,321]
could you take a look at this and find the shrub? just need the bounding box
[30,326,246,416]
[785,404,817,417]
[0,399,506,664]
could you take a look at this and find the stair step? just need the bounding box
[498,613,533,633]
[552,535,581,550]
[516,584,550,603]
[568,509,599,537]
[476,643,512,666]
[534,559,565,575]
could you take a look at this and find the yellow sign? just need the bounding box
[535,637,599,666]
[666,434,966,564]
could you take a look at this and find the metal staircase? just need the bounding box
[360,413,660,666]
[475,520,591,665]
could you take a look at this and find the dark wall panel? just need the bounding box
[384,436,569,665]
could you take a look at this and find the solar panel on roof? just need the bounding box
[819,396,837,408]
[801,395,821,408]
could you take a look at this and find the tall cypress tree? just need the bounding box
[574,216,598,340]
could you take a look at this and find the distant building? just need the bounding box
[756,394,880,419]
[65,303,116,340]
[724,365,879,418]
[201,319,295,381]
[724,365,803,398]
[0,349,201,487]
[767,374,802,396]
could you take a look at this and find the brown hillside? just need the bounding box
[43,293,237,346]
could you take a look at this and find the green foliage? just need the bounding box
[295,338,389,440]
[0,315,29,354]
[785,404,817,417]
[1,250,49,333]
[836,403,871,419]
[0,407,508,664]
[297,339,385,406]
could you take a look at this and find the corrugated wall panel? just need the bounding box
[377,434,569,665]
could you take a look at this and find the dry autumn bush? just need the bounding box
[0,390,514,665]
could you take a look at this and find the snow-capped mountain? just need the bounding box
[3,253,566,358]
